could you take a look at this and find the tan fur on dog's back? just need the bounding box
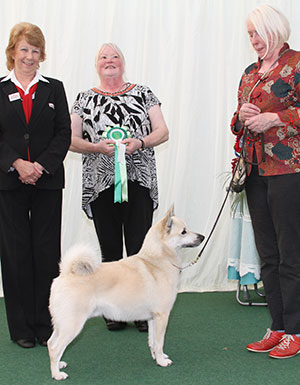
[48,205,204,380]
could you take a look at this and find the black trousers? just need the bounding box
[245,168,300,334]
[0,186,62,341]
[90,181,153,261]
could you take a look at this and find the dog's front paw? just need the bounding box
[156,356,173,367]
[150,348,156,360]
[59,361,68,369]
[52,371,69,381]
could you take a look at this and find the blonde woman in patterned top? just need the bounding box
[70,43,169,332]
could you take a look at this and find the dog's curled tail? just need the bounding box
[60,244,101,276]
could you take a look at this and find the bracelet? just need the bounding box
[138,138,145,150]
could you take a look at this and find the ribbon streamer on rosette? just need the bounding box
[102,126,131,203]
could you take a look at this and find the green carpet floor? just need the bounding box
[0,291,299,385]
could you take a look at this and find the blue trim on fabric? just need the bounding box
[228,266,240,280]
[228,266,259,285]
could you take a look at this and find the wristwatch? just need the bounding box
[138,138,145,150]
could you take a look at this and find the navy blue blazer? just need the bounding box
[0,76,71,190]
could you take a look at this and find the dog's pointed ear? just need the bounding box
[165,204,175,233]
[168,203,175,217]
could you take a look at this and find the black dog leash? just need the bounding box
[177,178,233,272]
[172,165,239,272]
[174,130,248,272]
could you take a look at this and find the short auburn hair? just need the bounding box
[6,22,46,70]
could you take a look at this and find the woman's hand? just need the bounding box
[239,103,261,122]
[122,138,142,155]
[94,139,116,156]
[246,112,282,133]
[33,161,44,173]
[12,159,43,185]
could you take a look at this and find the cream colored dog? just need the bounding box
[48,206,204,380]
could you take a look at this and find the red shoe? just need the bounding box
[269,335,300,359]
[247,329,285,353]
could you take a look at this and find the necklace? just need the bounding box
[95,82,130,95]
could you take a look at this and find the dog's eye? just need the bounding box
[181,229,187,235]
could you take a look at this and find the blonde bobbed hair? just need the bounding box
[6,22,46,71]
[247,4,290,58]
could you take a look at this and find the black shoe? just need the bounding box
[16,338,36,348]
[104,317,127,331]
[134,320,148,332]
[37,337,48,347]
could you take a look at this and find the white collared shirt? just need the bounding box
[1,70,49,95]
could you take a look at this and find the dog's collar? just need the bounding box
[171,262,183,273]
[171,260,201,272]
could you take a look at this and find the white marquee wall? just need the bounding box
[0,0,299,296]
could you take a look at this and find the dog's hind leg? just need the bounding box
[48,329,71,381]
[48,317,87,381]
[153,312,173,367]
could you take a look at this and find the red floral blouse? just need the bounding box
[231,43,300,176]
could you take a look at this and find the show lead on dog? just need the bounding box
[0,23,71,349]
[69,43,168,332]
[231,4,300,358]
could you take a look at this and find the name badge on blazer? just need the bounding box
[8,92,21,102]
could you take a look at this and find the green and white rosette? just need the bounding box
[102,126,131,203]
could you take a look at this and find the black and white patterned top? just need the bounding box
[71,83,160,219]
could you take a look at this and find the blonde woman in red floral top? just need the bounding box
[231,4,300,359]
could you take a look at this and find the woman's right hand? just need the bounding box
[12,159,43,184]
[239,103,261,122]
[94,139,116,157]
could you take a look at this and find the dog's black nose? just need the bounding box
[199,234,205,242]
